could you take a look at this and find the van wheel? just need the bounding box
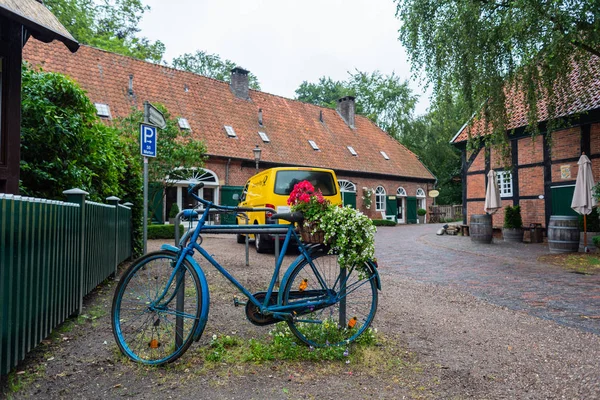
[236,234,245,244]
[255,234,272,253]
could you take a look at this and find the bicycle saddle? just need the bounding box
[271,212,304,224]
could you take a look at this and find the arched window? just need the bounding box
[338,180,357,193]
[416,188,426,214]
[416,188,426,198]
[375,186,386,211]
[169,167,219,186]
[396,187,407,197]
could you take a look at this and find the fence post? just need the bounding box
[63,188,88,316]
[123,202,134,260]
[106,196,120,277]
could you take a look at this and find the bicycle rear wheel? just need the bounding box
[282,250,378,347]
[112,251,202,365]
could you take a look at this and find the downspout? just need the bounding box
[225,158,231,185]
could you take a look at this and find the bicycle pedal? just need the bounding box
[233,296,246,307]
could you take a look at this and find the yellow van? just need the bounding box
[236,167,342,253]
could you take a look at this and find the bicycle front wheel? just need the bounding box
[112,251,202,365]
[282,251,378,347]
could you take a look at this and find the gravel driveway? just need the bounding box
[1,224,599,399]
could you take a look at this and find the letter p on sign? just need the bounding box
[140,123,157,157]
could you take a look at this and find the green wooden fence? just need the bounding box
[0,190,132,376]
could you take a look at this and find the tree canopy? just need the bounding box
[395,0,600,142]
[45,0,165,63]
[172,50,261,89]
[295,70,417,139]
[20,64,127,202]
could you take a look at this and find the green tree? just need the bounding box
[20,63,126,202]
[395,0,600,141]
[172,50,261,89]
[295,70,417,138]
[45,0,165,63]
[400,93,469,205]
[114,105,207,220]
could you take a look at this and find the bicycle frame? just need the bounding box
[154,185,342,340]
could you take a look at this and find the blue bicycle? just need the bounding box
[111,182,380,365]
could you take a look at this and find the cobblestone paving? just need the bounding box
[375,224,600,335]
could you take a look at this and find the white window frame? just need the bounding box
[416,188,426,198]
[308,140,319,150]
[380,151,389,160]
[396,187,407,197]
[224,125,237,138]
[496,170,513,197]
[375,186,386,211]
[94,103,111,118]
[178,118,191,130]
[258,131,270,142]
[338,180,357,193]
[347,146,357,156]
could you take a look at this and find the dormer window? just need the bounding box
[347,146,357,156]
[308,140,319,150]
[178,118,191,130]
[224,125,237,138]
[94,103,111,118]
[380,151,390,160]
[258,131,270,142]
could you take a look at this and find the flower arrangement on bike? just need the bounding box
[288,180,376,270]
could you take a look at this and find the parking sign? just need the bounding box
[140,123,157,157]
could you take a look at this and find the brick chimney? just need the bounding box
[230,67,250,100]
[337,96,355,128]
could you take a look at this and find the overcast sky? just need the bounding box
[137,0,431,115]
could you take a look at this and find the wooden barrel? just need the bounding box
[470,214,493,243]
[547,216,579,253]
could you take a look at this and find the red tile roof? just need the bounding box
[23,39,434,181]
[452,55,600,143]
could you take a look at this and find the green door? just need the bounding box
[341,191,356,208]
[551,186,578,217]
[220,186,244,224]
[385,196,398,222]
[406,196,418,224]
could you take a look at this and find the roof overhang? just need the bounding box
[0,0,79,52]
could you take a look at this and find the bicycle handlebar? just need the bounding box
[187,182,276,214]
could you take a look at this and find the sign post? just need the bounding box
[140,122,157,254]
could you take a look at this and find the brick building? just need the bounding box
[451,57,600,233]
[23,39,435,223]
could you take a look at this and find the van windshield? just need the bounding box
[274,170,337,196]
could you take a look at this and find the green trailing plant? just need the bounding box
[417,208,427,216]
[579,207,600,232]
[504,205,523,229]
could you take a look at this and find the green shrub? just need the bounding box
[417,208,427,216]
[579,208,600,232]
[504,205,523,229]
[593,236,600,247]
[372,219,396,226]
[147,224,184,239]
[169,203,180,219]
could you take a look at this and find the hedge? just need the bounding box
[372,219,396,226]
[148,224,185,239]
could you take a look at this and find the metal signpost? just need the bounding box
[141,101,165,254]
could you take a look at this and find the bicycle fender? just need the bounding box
[160,244,210,342]
[367,260,382,291]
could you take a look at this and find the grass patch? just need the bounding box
[538,253,600,275]
[188,323,378,365]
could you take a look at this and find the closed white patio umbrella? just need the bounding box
[485,170,501,215]
[571,153,597,252]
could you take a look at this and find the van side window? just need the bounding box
[274,171,337,196]
[239,183,249,202]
